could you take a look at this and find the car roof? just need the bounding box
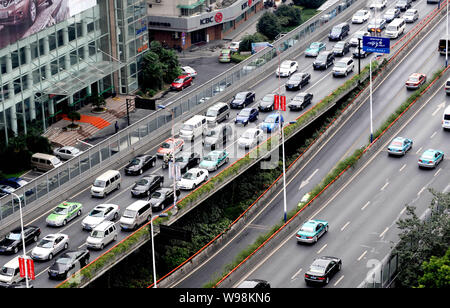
[126,200,150,210]
[155,187,172,193]
[410,73,424,78]
[176,75,189,79]
[43,234,64,240]
[93,221,115,230]
[57,201,79,208]
[95,204,117,210]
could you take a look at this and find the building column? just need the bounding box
[6,54,12,73]
[25,46,31,64]
[9,106,18,136]
[48,98,55,117]
[29,95,36,121]
[43,37,50,55]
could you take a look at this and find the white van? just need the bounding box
[442,105,450,130]
[90,170,121,198]
[119,200,152,230]
[385,18,405,39]
[86,221,118,250]
[0,257,22,285]
[445,77,450,95]
[179,115,207,141]
[31,153,63,172]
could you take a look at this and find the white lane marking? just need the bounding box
[380,182,389,191]
[415,147,423,155]
[299,168,320,190]
[340,221,350,231]
[361,201,370,211]
[430,131,437,139]
[434,168,441,177]
[317,243,327,254]
[417,186,426,196]
[290,267,303,280]
[399,164,407,172]
[357,250,367,261]
[399,207,407,216]
[379,227,389,238]
[431,102,445,116]
[334,275,344,286]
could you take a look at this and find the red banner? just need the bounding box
[27,258,35,280]
[18,257,26,278]
[274,95,280,110]
[18,257,35,280]
[280,95,286,111]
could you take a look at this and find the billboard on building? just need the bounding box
[0,0,97,49]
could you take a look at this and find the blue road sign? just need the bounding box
[362,36,390,54]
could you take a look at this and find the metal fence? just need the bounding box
[0,0,363,228]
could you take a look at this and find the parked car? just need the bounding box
[0,226,41,255]
[285,72,311,91]
[229,41,241,52]
[237,279,271,288]
[387,137,413,156]
[53,146,82,160]
[405,73,427,90]
[124,154,156,175]
[0,177,28,190]
[296,219,329,244]
[258,93,275,112]
[177,168,209,190]
[276,60,298,77]
[383,8,401,23]
[305,42,326,57]
[48,249,90,280]
[219,48,232,63]
[288,93,313,111]
[0,0,53,26]
[175,152,201,174]
[395,0,412,11]
[181,66,197,78]
[332,41,351,57]
[349,30,370,47]
[149,188,181,211]
[313,51,335,70]
[130,174,164,198]
[203,124,233,150]
[237,128,264,149]
[31,234,69,261]
[170,75,193,91]
[418,149,444,169]
[156,138,184,159]
[46,202,83,227]
[230,91,255,109]
[199,150,230,172]
[235,107,259,126]
[332,57,354,77]
[304,256,342,286]
[367,18,386,33]
[352,9,371,23]
[81,204,120,231]
[404,9,419,23]
[260,113,284,133]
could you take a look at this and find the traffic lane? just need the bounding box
[239,83,450,287]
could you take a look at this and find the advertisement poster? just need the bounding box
[0,0,96,49]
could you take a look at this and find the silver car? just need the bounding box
[53,146,82,160]
[81,204,120,231]
[31,234,69,261]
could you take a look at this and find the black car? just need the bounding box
[304,256,342,286]
[285,72,311,91]
[230,91,255,109]
[48,249,90,280]
[383,8,401,23]
[131,174,164,198]
[0,226,41,254]
[149,188,181,211]
[353,48,372,58]
[288,93,313,111]
[124,154,156,175]
[237,279,271,288]
[176,152,201,174]
[395,0,411,11]
[332,41,351,57]
[328,22,350,41]
[313,51,335,70]
[258,93,275,112]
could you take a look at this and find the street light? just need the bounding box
[11,192,29,288]
[157,104,178,214]
[148,208,168,289]
[369,54,380,143]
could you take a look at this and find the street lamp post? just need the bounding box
[369,54,379,143]
[11,193,29,288]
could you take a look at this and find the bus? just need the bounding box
[438,36,450,55]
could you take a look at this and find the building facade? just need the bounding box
[147,0,263,50]
[0,0,149,142]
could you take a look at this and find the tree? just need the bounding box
[417,248,450,288]
[67,111,81,127]
[239,33,268,52]
[149,41,182,84]
[292,0,327,9]
[142,51,164,91]
[90,95,106,112]
[275,4,302,27]
[256,12,282,40]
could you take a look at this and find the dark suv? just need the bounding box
[313,51,335,70]
[0,0,53,26]
[328,22,350,41]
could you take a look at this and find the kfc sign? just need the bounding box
[200,12,224,25]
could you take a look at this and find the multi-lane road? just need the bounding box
[0,0,446,288]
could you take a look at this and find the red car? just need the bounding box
[156,138,184,158]
[171,75,193,91]
[405,73,427,90]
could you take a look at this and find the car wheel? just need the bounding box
[151,160,155,167]
[117,183,121,190]
[64,243,68,250]
[34,235,38,242]
[325,277,329,284]
[113,234,117,241]
[100,244,104,250]
[14,247,18,254]
[147,190,151,197]
[49,253,53,260]
[325,225,329,232]
[314,236,318,243]
[114,212,119,221]
[139,169,143,175]
[77,210,81,217]
[338,262,342,271]
[63,219,67,226]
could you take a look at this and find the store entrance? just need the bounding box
[191,29,206,45]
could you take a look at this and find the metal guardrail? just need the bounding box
[0,0,363,231]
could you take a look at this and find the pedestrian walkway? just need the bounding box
[61,114,111,129]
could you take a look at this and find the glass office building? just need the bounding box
[0,0,148,143]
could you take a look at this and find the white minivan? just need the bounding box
[0,257,22,285]
[385,18,405,39]
[90,170,121,198]
[442,105,450,129]
[179,115,207,141]
[86,221,118,250]
[119,200,152,230]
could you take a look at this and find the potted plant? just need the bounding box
[91,95,107,113]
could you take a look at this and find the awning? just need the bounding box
[177,0,205,9]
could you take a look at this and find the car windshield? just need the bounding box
[56,257,73,265]
[335,62,347,68]
[122,209,137,218]
[176,155,189,163]
[334,42,345,48]
[408,77,419,82]
[182,172,196,180]
[262,96,273,102]
[290,75,302,81]
[422,153,435,160]
[355,11,365,16]
[386,9,396,15]
[89,209,105,217]
[239,109,251,116]
[6,232,21,241]
[151,192,164,199]
[300,225,315,233]
[91,230,105,238]
[235,93,247,100]
[204,154,220,161]
[386,25,397,31]
[161,141,174,149]
[206,109,218,117]
[391,141,403,147]
[241,131,255,139]
[38,239,54,248]
[316,54,327,61]
[53,206,69,215]
[405,11,415,15]
[0,267,14,277]
[205,130,217,137]
[173,78,183,83]
[310,42,320,48]
[93,180,106,188]
[280,62,291,69]
[265,117,277,123]
[136,179,149,186]
[129,158,141,166]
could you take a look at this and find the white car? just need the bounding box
[31,234,69,261]
[81,204,120,231]
[352,9,370,23]
[53,146,82,160]
[229,41,241,52]
[369,0,387,10]
[349,30,370,47]
[237,128,264,149]
[332,57,354,77]
[181,66,197,78]
[276,60,298,77]
[404,9,419,23]
[176,168,208,190]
